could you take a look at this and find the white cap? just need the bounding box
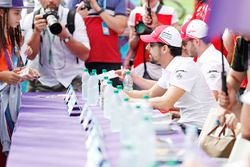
[185,19,208,39]
[159,26,182,47]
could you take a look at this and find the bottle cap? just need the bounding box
[123,98,129,102]
[125,71,131,75]
[102,69,107,73]
[117,85,123,90]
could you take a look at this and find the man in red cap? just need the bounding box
[182,19,230,100]
[125,25,217,131]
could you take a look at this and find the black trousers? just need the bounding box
[85,62,122,87]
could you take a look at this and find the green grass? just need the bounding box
[164,0,194,23]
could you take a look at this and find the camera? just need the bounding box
[42,8,62,35]
[135,21,153,35]
[134,3,153,36]
[84,0,91,10]
[79,0,91,10]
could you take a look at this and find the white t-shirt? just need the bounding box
[22,5,90,88]
[158,57,217,129]
[197,44,230,91]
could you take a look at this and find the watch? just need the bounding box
[63,36,71,43]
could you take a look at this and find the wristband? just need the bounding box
[96,8,104,15]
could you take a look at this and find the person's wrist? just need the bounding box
[58,28,70,40]
[93,3,102,12]
[151,22,160,29]
[96,8,104,15]
[60,36,71,43]
[34,28,42,34]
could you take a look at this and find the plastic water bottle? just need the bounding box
[123,71,133,91]
[82,68,90,101]
[117,85,127,100]
[110,89,122,132]
[137,115,156,167]
[100,76,109,109]
[141,95,153,115]
[185,126,199,158]
[120,98,133,145]
[87,70,99,106]
[119,145,137,167]
[130,105,143,147]
[100,69,107,91]
[103,80,113,119]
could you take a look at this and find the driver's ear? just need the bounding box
[162,45,169,54]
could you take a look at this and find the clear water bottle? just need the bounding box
[119,145,137,167]
[100,76,109,110]
[120,98,133,145]
[87,70,99,106]
[102,69,107,77]
[130,105,143,147]
[141,95,153,114]
[137,115,156,167]
[117,85,127,100]
[110,89,122,132]
[123,71,133,91]
[103,81,113,119]
[185,126,199,157]
[82,68,90,101]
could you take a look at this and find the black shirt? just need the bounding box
[231,37,249,72]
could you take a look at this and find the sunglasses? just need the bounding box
[149,42,165,47]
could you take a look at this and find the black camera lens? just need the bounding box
[83,0,91,10]
[43,9,62,35]
[46,15,62,35]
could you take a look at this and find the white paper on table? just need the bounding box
[64,85,74,103]
[98,70,118,80]
[67,92,77,113]
[83,109,93,130]
[79,103,89,123]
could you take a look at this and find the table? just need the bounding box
[6,93,87,167]
[6,92,218,167]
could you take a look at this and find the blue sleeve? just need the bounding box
[114,0,127,16]
[67,0,79,9]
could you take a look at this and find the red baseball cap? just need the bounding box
[181,19,208,40]
[181,20,191,40]
[141,25,182,47]
[140,25,168,43]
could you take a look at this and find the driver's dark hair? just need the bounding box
[168,45,182,57]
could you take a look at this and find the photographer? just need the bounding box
[128,0,179,81]
[22,0,90,92]
[75,0,127,86]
